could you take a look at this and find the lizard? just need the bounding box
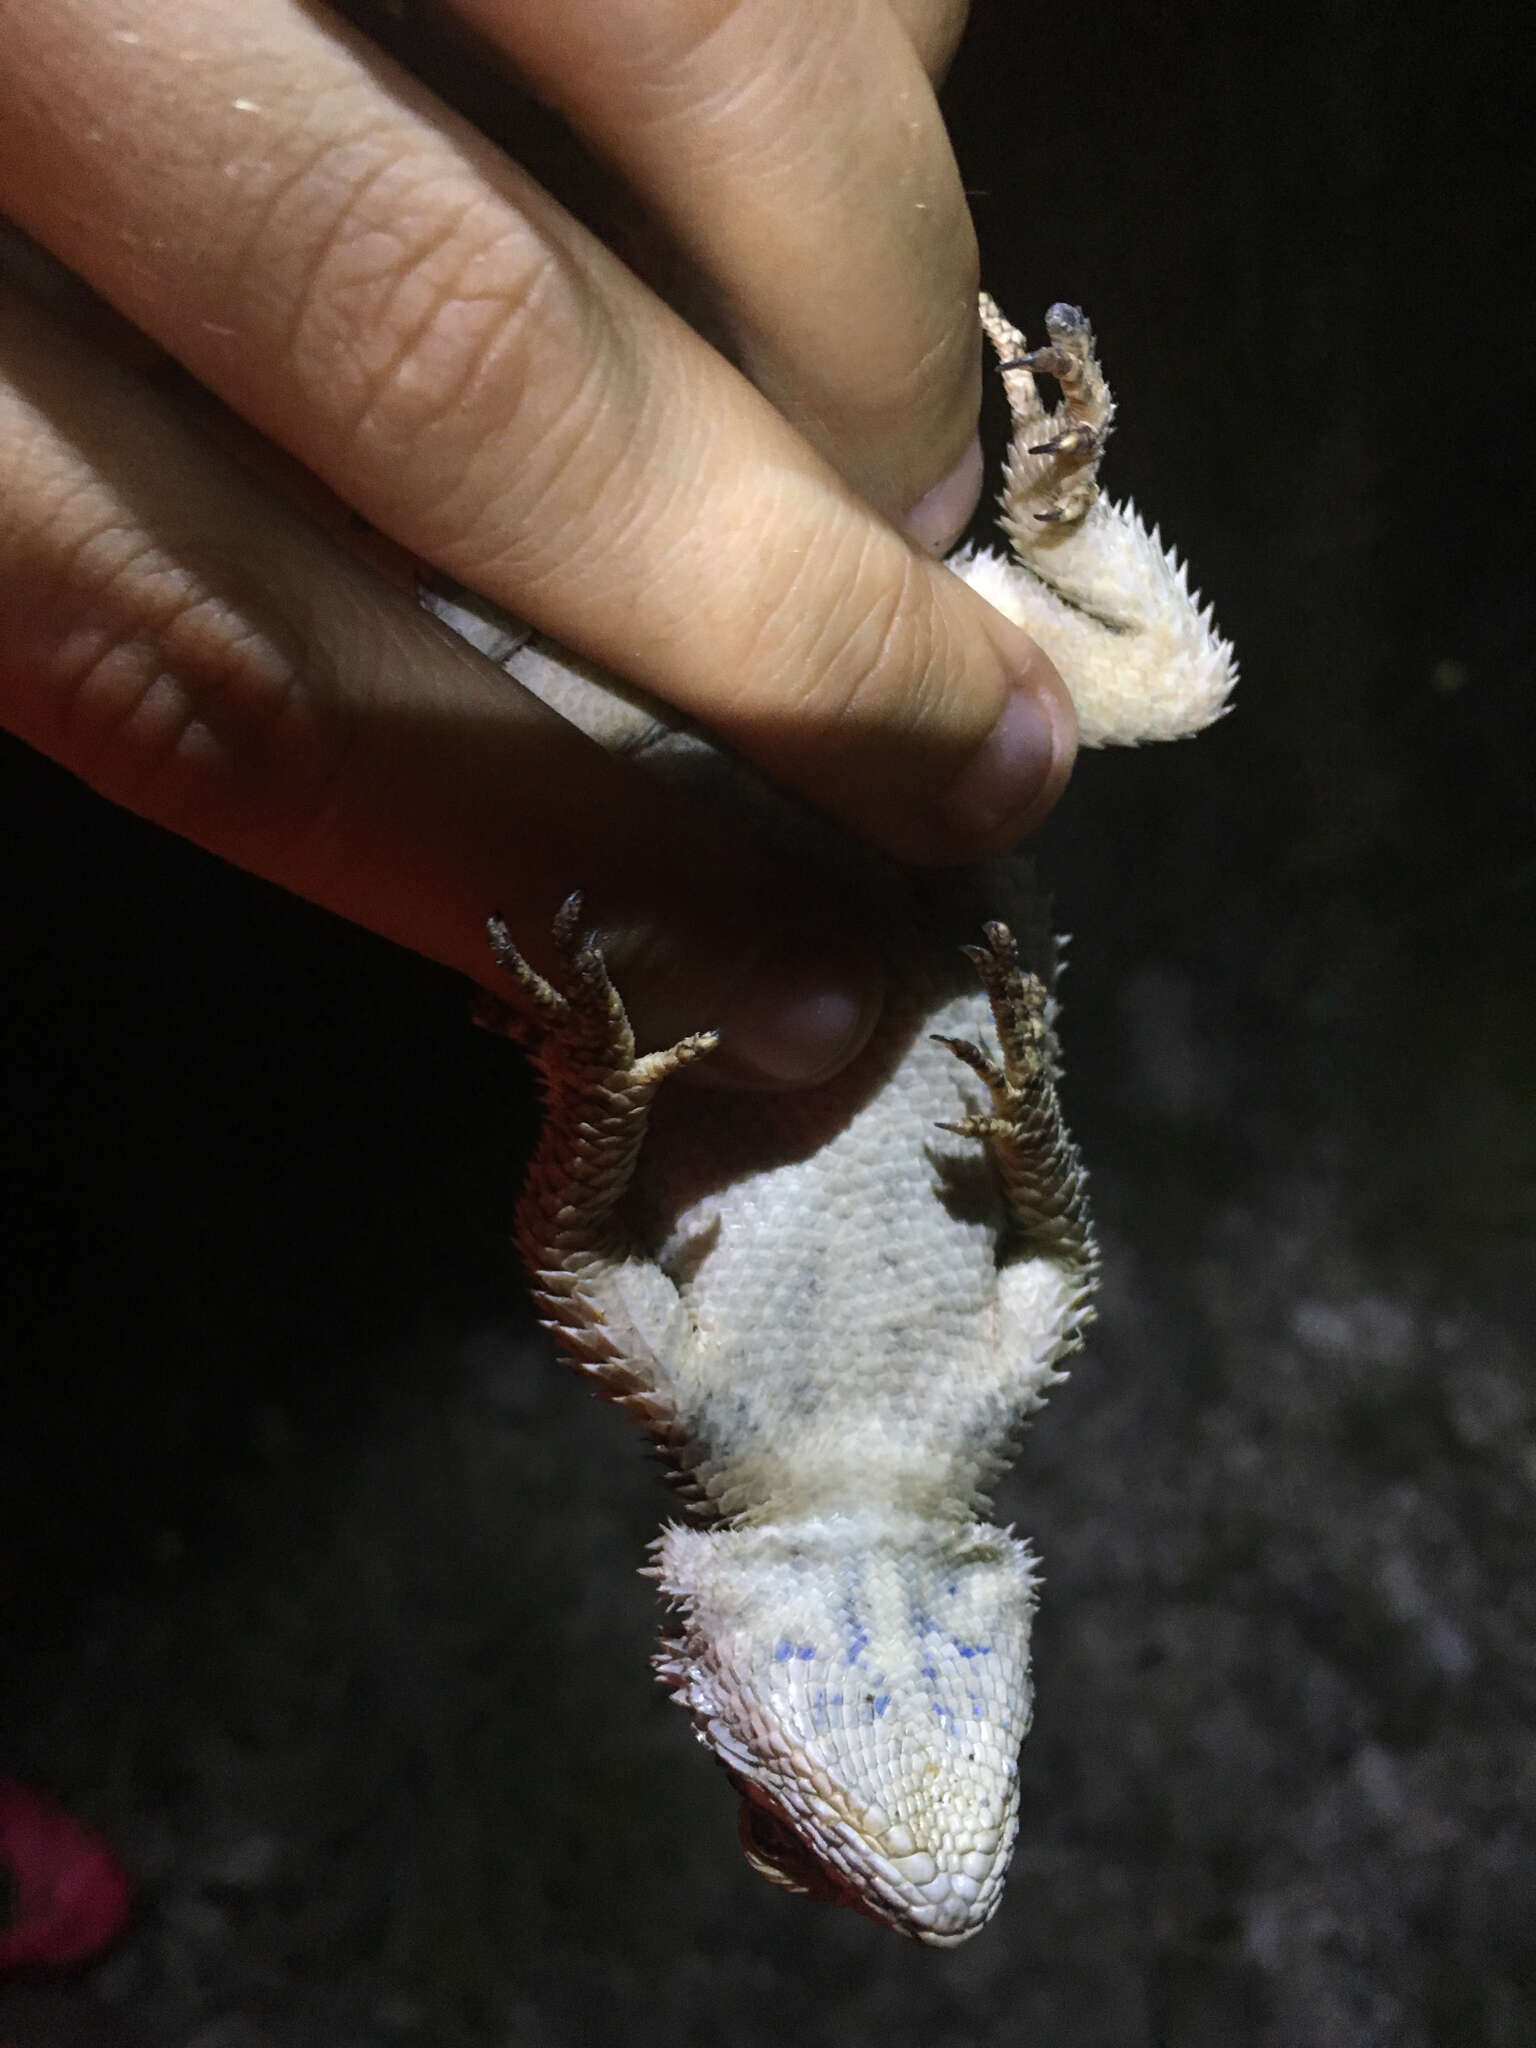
[423,296,1234,1944]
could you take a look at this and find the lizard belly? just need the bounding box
[635,976,1075,1525]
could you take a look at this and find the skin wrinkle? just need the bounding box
[721,510,877,728]
[658,22,823,163]
[250,134,504,438]
[768,301,978,480]
[341,223,552,491]
[0,302,349,841]
[51,15,595,484]
[58,615,297,826]
[446,305,651,595]
[525,0,763,93]
[46,553,338,836]
[759,530,946,760]
[863,289,980,431]
[458,276,789,640]
[244,113,680,587]
[260,137,436,401]
[823,543,949,748]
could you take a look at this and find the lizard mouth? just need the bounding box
[735,1793,883,1919]
[728,1767,1018,1945]
[733,1789,937,1938]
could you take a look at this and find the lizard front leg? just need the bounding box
[934,922,1099,1297]
[478,895,717,1421]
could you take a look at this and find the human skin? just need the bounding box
[0,0,1076,1084]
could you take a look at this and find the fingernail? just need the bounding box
[703,940,884,1090]
[902,435,985,555]
[927,684,1064,852]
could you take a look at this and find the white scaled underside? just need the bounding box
[442,297,1235,1944]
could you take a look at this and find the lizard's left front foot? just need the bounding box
[933,923,1096,1271]
[476,896,717,1392]
[478,892,719,1092]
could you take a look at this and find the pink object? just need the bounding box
[0,1778,132,1970]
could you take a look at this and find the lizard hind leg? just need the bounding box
[932,921,1098,1284]
[979,295,1114,529]
[959,297,1234,746]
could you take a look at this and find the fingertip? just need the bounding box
[573,863,888,1093]
[902,433,985,556]
[699,934,885,1089]
[906,625,1078,862]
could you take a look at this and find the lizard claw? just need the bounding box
[481,897,717,1081]
[933,924,1095,1273]
[1027,426,1105,459]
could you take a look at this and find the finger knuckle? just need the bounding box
[273,147,612,558]
[25,526,341,839]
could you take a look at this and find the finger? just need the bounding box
[0,276,882,1086]
[453,0,982,525]
[0,0,1073,863]
[886,0,972,81]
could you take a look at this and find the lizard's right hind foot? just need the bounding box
[979,296,1115,529]
[933,922,1096,1277]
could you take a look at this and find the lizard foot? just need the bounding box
[979,296,1115,528]
[933,921,1050,1127]
[479,892,719,1090]
[479,894,718,1352]
[945,918,1044,1065]
[932,923,1096,1272]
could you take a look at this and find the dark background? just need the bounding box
[3,3,1531,2044]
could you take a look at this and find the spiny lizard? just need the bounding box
[425,296,1234,1944]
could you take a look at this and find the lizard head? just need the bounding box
[652,1517,1037,1944]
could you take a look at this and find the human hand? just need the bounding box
[0,0,1075,1085]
